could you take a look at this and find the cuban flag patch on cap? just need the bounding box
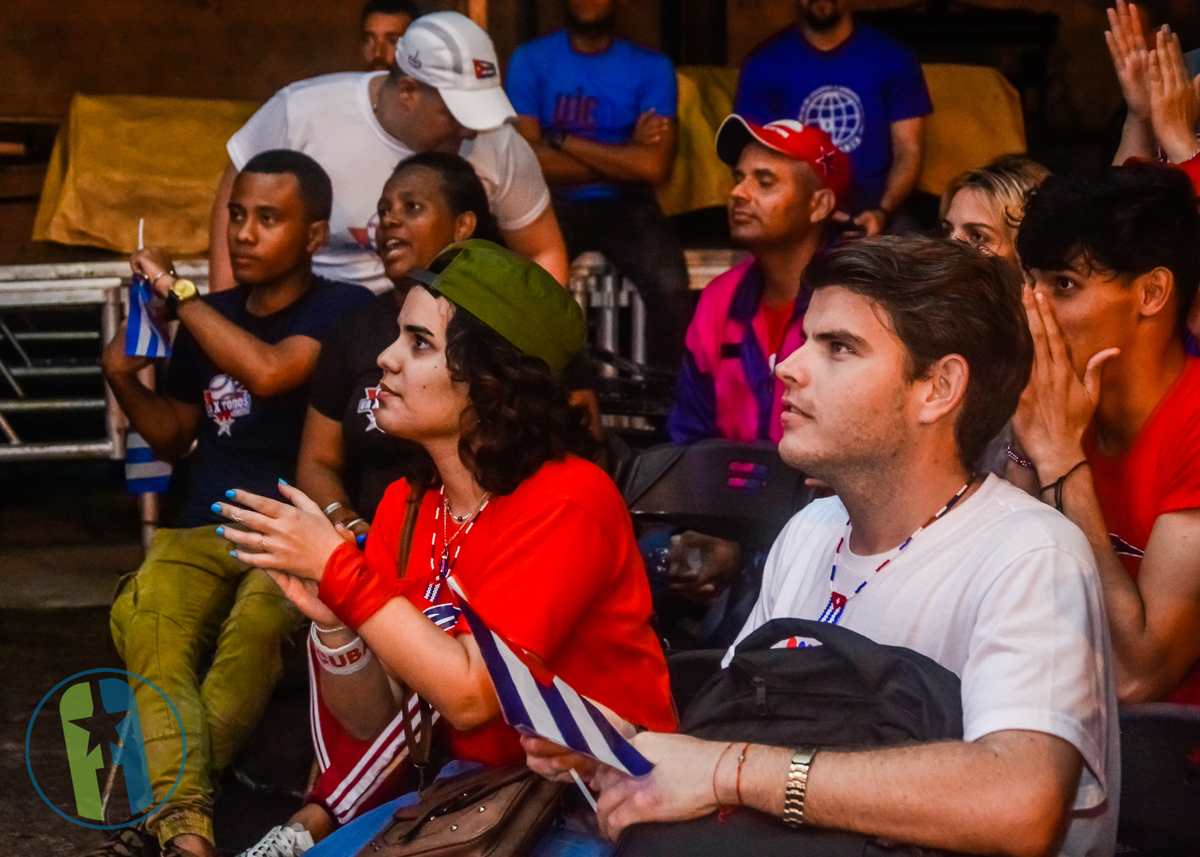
[473,59,497,79]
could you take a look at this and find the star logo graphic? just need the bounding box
[68,681,129,766]
[815,146,837,176]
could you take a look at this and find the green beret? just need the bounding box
[409,239,586,373]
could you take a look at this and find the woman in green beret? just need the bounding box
[216,240,675,857]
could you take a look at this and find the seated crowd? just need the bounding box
[87,2,1200,857]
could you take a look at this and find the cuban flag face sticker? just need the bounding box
[357,386,382,432]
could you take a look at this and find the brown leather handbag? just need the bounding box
[354,764,565,857]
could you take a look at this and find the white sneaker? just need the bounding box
[237,824,315,857]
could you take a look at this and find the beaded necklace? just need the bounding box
[819,478,975,625]
[424,486,490,602]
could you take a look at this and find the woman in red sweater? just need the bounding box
[217,240,674,856]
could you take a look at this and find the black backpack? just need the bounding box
[615,619,966,857]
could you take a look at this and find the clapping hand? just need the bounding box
[215,480,350,584]
[1147,25,1200,164]
[1106,1,1152,121]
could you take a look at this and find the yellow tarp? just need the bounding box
[656,63,1026,216]
[33,94,258,254]
[918,64,1026,196]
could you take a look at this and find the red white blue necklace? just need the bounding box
[425,486,490,603]
[819,479,975,625]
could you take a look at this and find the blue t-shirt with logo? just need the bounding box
[506,30,677,202]
[163,277,373,527]
[734,24,931,206]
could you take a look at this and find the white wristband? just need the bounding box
[310,623,373,675]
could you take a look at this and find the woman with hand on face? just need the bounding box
[940,154,1049,268]
[236,154,498,857]
[221,241,676,857]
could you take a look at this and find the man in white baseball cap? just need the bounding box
[211,11,568,294]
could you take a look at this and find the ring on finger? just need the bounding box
[231,512,243,523]
[258,536,266,551]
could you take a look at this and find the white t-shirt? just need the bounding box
[727,475,1119,857]
[227,72,551,292]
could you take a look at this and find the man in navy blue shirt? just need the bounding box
[506,0,690,367]
[735,0,932,237]
[96,150,372,857]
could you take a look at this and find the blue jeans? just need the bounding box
[306,761,612,857]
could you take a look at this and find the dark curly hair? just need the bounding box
[407,295,596,496]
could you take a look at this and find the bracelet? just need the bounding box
[309,623,373,674]
[1005,444,1035,470]
[712,742,735,806]
[343,518,366,530]
[782,747,817,828]
[313,621,346,634]
[150,270,176,289]
[735,742,750,806]
[323,501,343,518]
[1039,460,1089,514]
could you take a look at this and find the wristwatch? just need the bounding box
[165,278,198,318]
[782,747,818,828]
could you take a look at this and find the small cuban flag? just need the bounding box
[449,581,652,776]
[125,431,172,494]
[125,273,171,358]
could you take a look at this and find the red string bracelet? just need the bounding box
[735,742,750,805]
[712,742,735,806]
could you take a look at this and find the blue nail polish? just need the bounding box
[278,478,288,485]
[211,503,222,514]
[216,526,225,535]
[225,489,236,499]
[356,533,367,548]
[230,550,238,558]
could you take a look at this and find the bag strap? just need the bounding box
[396,482,435,789]
[397,482,427,579]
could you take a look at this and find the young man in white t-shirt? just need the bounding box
[210,12,568,293]
[526,237,1120,857]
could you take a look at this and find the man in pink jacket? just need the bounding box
[668,116,849,443]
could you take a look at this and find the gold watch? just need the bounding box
[166,278,197,317]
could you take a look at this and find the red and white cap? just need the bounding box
[716,114,851,205]
[395,12,516,132]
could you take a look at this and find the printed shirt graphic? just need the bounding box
[163,278,373,528]
[506,30,678,202]
[203,375,251,436]
[357,385,382,433]
[734,24,931,204]
[1086,356,1200,705]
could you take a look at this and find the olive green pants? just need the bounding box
[110,525,301,846]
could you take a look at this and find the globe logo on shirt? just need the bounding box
[799,86,865,153]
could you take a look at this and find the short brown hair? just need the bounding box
[802,236,1033,468]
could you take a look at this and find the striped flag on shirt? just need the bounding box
[125,431,172,494]
[125,274,171,358]
[450,582,653,777]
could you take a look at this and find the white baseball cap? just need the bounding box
[395,11,516,132]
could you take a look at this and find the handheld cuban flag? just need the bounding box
[450,583,652,777]
[125,431,172,494]
[125,273,171,358]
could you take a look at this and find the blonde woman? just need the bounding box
[940,154,1050,266]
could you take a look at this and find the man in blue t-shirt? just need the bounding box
[735,0,932,237]
[96,151,372,857]
[506,0,690,368]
